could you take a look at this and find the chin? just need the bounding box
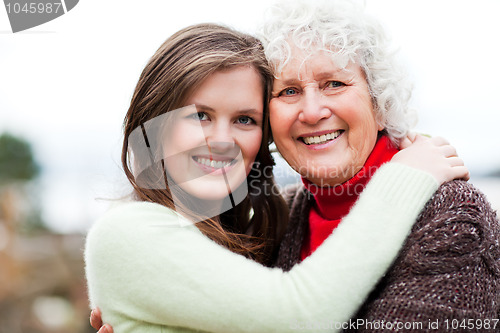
[180,183,230,201]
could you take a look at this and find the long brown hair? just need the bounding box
[121,23,288,265]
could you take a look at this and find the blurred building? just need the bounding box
[0,185,93,333]
[0,131,94,333]
[0,183,94,333]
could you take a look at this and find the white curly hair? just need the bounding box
[258,0,416,142]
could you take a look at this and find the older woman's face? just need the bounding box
[269,50,383,187]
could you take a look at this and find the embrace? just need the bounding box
[85,1,499,332]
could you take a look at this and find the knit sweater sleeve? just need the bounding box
[345,180,500,332]
[85,163,438,333]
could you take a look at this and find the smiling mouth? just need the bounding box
[301,130,344,145]
[193,156,236,169]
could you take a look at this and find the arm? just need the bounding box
[85,163,438,333]
[349,181,500,332]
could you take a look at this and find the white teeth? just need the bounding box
[195,157,232,169]
[303,130,342,145]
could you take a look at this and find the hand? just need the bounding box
[90,307,114,333]
[392,134,469,184]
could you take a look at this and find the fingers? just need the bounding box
[399,137,412,149]
[429,135,450,146]
[439,145,458,158]
[99,324,114,333]
[400,133,451,150]
[447,156,464,167]
[399,132,427,149]
[90,308,102,330]
[406,131,418,143]
[404,134,451,147]
[447,157,469,180]
[395,133,469,184]
[452,165,470,181]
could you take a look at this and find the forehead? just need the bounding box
[189,66,263,96]
[185,66,265,112]
[276,48,360,82]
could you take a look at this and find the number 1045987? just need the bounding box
[6,2,63,14]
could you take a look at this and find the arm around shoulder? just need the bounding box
[349,180,500,331]
[84,164,444,333]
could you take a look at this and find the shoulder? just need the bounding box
[100,200,180,221]
[274,183,311,270]
[280,183,311,210]
[280,182,313,233]
[85,201,196,255]
[280,183,303,205]
[429,179,495,211]
[419,180,499,236]
[90,201,188,231]
[406,180,500,275]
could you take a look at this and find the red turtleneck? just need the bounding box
[301,135,399,260]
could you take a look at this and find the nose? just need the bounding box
[298,89,331,124]
[205,121,236,153]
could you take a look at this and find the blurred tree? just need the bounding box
[0,132,93,332]
[0,132,43,311]
[0,132,39,184]
[0,132,44,232]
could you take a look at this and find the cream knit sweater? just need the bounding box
[85,163,438,332]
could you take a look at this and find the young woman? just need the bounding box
[85,23,467,333]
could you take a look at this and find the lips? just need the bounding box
[300,130,344,145]
[192,155,239,176]
[193,156,235,169]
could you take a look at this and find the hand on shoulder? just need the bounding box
[392,133,469,185]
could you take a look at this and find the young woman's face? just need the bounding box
[162,66,264,202]
[269,49,383,187]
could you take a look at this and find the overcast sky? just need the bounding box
[1,0,499,232]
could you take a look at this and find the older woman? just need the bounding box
[260,0,499,330]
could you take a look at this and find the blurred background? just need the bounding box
[0,0,499,331]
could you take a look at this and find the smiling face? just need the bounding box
[162,66,264,201]
[269,50,383,187]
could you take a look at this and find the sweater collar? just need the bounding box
[302,134,398,220]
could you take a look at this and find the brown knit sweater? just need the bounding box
[274,180,500,332]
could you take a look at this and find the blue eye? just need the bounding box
[190,112,209,121]
[237,116,255,125]
[280,88,297,96]
[326,81,345,88]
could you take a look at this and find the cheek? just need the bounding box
[242,130,262,162]
[251,134,263,157]
[346,99,378,136]
[270,102,294,146]
[347,117,379,163]
[173,122,205,147]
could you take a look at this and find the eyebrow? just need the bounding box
[273,78,301,88]
[275,69,347,87]
[314,70,346,80]
[194,104,215,112]
[195,104,263,117]
[235,109,262,117]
